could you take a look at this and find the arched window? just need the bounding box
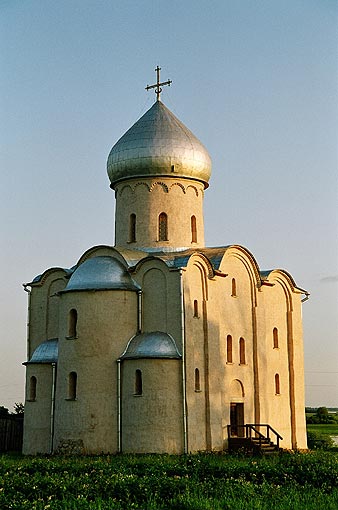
[275,373,280,395]
[158,212,168,241]
[68,309,77,338]
[191,215,197,243]
[273,328,279,349]
[195,368,201,391]
[226,335,233,363]
[29,376,37,401]
[129,213,136,242]
[239,337,246,365]
[68,372,77,400]
[193,299,199,318]
[135,369,142,395]
[231,278,237,297]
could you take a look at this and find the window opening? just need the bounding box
[193,300,198,317]
[239,337,246,365]
[158,212,168,241]
[226,335,233,363]
[129,213,136,242]
[29,376,37,401]
[195,368,201,391]
[191,215,197,243]
[68,309,77,338]
[273,328,279,349]
[275,373,280,394]
[135,369,143,395]
[231,278,237,297]
[68,372,77,400]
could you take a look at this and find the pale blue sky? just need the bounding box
[1,0,337,409]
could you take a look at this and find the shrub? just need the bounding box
[307,430,334,450]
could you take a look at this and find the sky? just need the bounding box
[1,0,337,411]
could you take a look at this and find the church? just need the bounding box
[22,69,308,454]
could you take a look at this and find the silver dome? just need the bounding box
[64,256,140,292]
[28,339,58,364]
[120,331,181,360]
[107,101,211,188]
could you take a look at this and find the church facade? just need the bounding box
[22,87,308,454]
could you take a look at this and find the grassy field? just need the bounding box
[1,451,338,510]
[307,424,338,436]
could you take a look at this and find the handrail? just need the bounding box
[247,424,283,441]
[227,423,283,449]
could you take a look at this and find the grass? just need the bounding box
[1,451,338,509]
[307,424,338,436]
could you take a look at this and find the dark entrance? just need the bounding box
[230,403,244,437]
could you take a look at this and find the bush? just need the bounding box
[307,430,334,450]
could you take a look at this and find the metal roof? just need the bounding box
[107,101,211,188]
[64,256,140,292]
[120,331,181,360]
[27,339,58,364]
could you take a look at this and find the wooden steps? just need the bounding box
[227,424,282,456]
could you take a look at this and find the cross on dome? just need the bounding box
[145,66,172,101]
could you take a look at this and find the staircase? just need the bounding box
[227,424,282,456]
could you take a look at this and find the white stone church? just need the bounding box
[22,73,308,454]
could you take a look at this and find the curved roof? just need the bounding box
[107,101,211,188]
[120,331,181,360]
[64,256,140,292]
[28,339,58,364]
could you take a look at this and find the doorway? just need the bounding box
[230,403,244,437]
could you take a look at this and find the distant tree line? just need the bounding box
[0,403,24,417]
[306,406,338,424]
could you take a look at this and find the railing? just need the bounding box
[227,424,283,449]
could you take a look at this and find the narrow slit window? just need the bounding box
[135,369,142,395]
[239,337,246,365]
[68,309,77,338]
[226,335,233,363]
[191,215,197,243]
[231,278,237,297]
[273,328,279,349]
[195,368,200,391]
[193,299,198,317]
[275,373,280,395]
[29,376,37,401]
[158,212,168,241]
[129,213,136,242]
[68,371,77,400]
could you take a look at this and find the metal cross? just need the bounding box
[145,66,172,101]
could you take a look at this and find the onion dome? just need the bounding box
[27,339,58,364]
[120,331,181,360]
[64,256,140,292]
[107,101,211,188]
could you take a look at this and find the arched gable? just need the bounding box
[76,245,129,268]
[219,245,261,305]
[130,254,171,275]
[25,267,70,288]
[185,252,216,301]
[186,252,215,279]
[262,269,306,312]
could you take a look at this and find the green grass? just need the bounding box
[1,451,338,509]
[307,424,338,436]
